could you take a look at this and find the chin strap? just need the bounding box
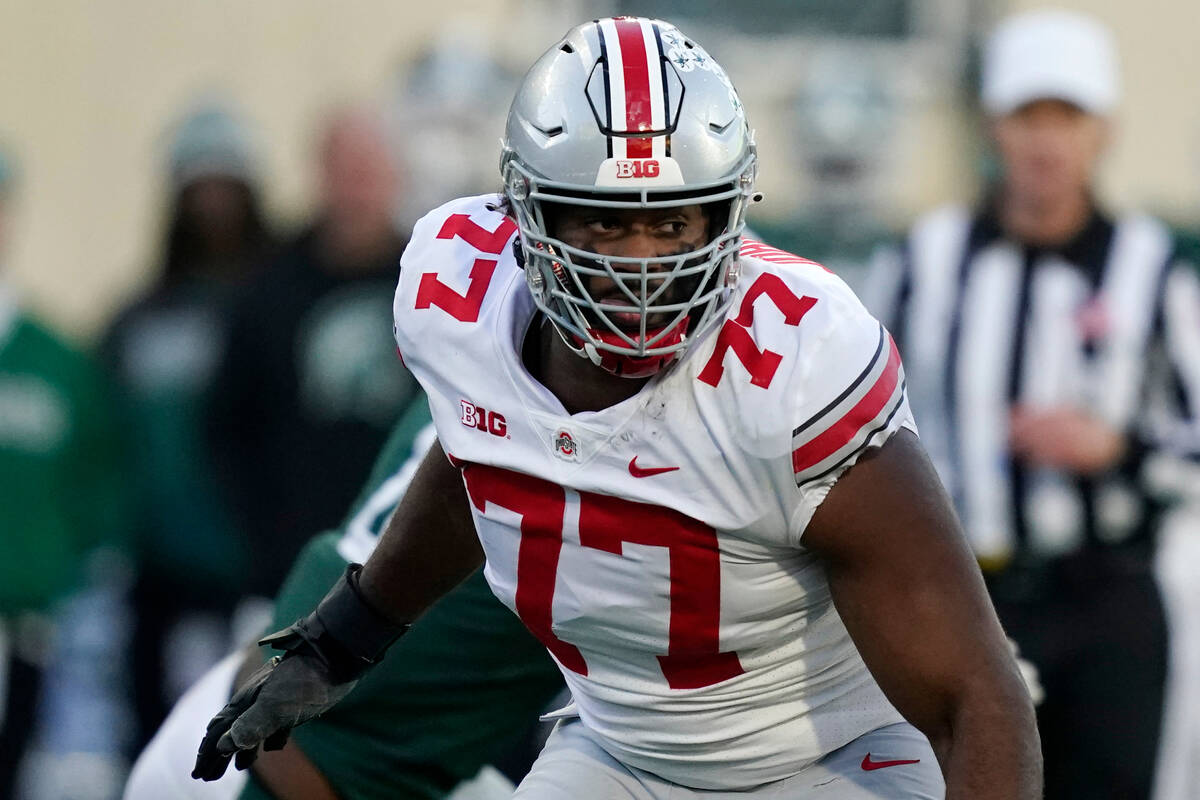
[585,345,682,379]
[579,317,690,379]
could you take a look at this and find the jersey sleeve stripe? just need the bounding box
[796,380,908,487]
[791,332,902,476]
[792,324,886,438]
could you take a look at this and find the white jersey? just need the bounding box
[393,195,915,790]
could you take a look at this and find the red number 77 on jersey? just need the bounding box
[462,463,744,690]
[414,214,516,323]
[698,271,818,389]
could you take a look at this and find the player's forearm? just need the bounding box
[358,440,484,625]
[930,679,1042,800]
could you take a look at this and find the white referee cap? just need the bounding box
[982,9,1120,116]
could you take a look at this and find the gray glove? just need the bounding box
[192,564,409,781]
[191,651,357,779]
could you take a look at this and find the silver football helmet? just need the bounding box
[501,17,758,378]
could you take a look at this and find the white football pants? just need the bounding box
[513,718,944,800]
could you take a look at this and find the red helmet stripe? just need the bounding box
[613,18,654,158]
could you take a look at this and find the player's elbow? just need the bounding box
[926,666,1042,789]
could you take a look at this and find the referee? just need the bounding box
[866,10,1200,799]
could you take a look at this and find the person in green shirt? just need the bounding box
[101,102,278,746]
[0,143,132,798]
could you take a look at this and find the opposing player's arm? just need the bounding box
[802,430,1042,800]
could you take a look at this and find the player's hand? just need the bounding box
[192,565,409,781]
[1009,405,1126,474]
[191,650,357,781]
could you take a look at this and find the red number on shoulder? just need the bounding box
[698,273,817,389]
[435,214,517,255]
[415,259,497,323]
[414,214,517,322]
[731,273,818,327]
[462,464,744,689]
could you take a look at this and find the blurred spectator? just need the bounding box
[751,47,897,287]
[207,106,416,600]
[866,10,1200,798]
[0,143,132,796]
[100,102,278,747]
[387,28,517,228]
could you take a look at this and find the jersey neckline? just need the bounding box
[496,263,672,428]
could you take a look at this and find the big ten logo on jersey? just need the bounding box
[460,400,508,438]
[615,159,660,179]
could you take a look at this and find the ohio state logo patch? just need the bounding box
[553,428,579,461]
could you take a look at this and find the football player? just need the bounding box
[194,17,1040,798]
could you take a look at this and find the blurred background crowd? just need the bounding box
[1,0,1198,798]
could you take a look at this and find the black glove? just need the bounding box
[192,564,409,781]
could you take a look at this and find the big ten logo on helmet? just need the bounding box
[460,400,508,438]
[615,159,660,179]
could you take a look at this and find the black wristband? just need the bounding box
[258,564,410,684]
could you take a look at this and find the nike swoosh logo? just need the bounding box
[861,753,921,771]
[628,456,679,478]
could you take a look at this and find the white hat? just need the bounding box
[981,9,1119,116]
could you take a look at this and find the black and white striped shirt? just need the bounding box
[866,202,1200,561]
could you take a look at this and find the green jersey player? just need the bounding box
[125,394,563,799]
